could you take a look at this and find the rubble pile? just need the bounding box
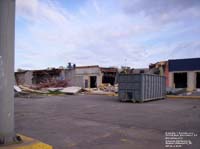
[30,80,68,90]
[14,79,83,96]
[98,83,118,93]
[15,85,83,96]
[167,87,200,97]
[83,83,118,96]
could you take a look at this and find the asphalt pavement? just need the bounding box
[15,95,200,149]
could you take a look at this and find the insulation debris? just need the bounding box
[83,83,118,96]
[60,86,82,94]
[14,85,22,93]
[98,83,118,93]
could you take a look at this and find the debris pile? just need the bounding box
[19,85,48,94]
[14,82,118,97]
[166,87,200,97]
[166,88,186,95]
[83,83,118,96]
[14,79,82,97]
[98,83,118,93]
[30,80,68,90]
[14,85,44,98]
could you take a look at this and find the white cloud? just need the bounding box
[92,0,101,14]
[15,0,200,70]
[120,0,200,23]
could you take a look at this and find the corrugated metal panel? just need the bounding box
[118,74,166,102]
[169,58,200,72]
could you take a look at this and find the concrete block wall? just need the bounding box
[75,67,101,75]
[75,67,103,88]
[165,62,169,87]
[169,71,199,91]
[24,71,33,86]
[169,72,174,88]
[15,71,33,86]
[80,74,102,88]
[187,71,196,91]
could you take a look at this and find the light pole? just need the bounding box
[0,0,20,145]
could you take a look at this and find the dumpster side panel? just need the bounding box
[118,74,142,102]
[118,74,166,102]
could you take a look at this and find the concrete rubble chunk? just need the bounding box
[14,85,22,92]
[60,86,82,94]
[19,85,48,94]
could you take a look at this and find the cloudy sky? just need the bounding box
[15,0,200,70]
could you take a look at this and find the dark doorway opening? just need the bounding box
[101,68,117,85]
[174,72,187,88]
[102,74,115,85]
[90,76,97,88]
[196,72,200,88]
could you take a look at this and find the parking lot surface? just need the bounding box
[15,95,200,149]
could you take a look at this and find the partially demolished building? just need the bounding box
[75,65,102,88]
[149,58,200,91]
[15,70,33,86]
[15,57,200,91]
[15,69,66,86]
[15,65,118,89]
[101,67,118,85]
[149,61,169,87]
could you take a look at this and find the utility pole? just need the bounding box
[0,0,20,145]
[0,1,52,148]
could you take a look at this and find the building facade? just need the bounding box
[15,66,118,88]
[168,58,200,91]
[75,65,102,88]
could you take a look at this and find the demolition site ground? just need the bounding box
[15,95,200,149]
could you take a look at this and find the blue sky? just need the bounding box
[15,0,200,70]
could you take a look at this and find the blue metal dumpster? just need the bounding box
[118,74,166,102]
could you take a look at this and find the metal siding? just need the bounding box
[169,58,200,72]
[150,75,153,99]
[140,75,145,99]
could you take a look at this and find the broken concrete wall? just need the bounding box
[59,69,66,80]
[15,71,33,86]
[65,69,74,86]
[25,71,33,86]
[149,61,169,87]
[165,62,169,87]
[15,72,25,85]
[32,69,64,85]
[64,69,86,87]
[101,68,118,85]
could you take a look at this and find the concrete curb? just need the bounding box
[167,95,200,99]
[0,134,53,149]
